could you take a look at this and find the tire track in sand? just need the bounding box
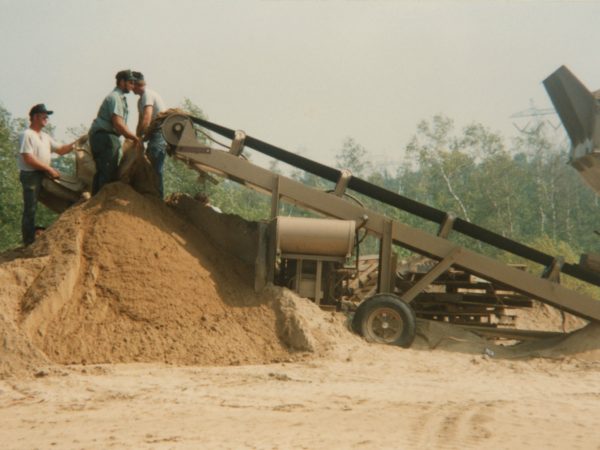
[410,399,500,449]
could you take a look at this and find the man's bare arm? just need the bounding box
[22,153,60,178]
[137,105,153,138]
[54,141,76,156]
[111,114,139,142]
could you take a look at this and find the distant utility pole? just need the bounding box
[510,99,564,138]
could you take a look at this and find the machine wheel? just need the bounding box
[352,294,416,348]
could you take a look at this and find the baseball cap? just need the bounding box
[132,71,145,83]
[29,104,53,118]
[116,69,136,82]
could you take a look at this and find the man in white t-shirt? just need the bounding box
[17,104,76,245]
[132,71,167,198]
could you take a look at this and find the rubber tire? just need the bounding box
[352,294,417,348]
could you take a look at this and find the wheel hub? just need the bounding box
[365,307,404,343]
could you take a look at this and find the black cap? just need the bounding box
[115,69,136,82]
[132,71,144,83]
[29,104,53,118]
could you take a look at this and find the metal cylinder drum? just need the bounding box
[276,217,355,257]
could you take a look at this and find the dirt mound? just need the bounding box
[412,319,491,354]
[514,301,587,333]
[0,257,52,378]
[0,183,352,377]
[544,322,600,358]
[496,322,600,360]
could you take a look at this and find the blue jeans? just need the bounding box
[90,131,120,195]
[146,132,167,198]
[20,170,44,245]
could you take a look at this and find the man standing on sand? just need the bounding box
[132,71,167,198]
[17,103,76,245]
[89,70,139,195]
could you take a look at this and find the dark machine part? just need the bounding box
[400,267,532,327]
[544,65,596,151]
[347,255,531,328]
[277,258,354,307]
[544,65,600,195]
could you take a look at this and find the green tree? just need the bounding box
[510,122,600,252]
[0,104,21,250]
[335,137,372,178]
[405,115,477,223]
[162,98,210,197]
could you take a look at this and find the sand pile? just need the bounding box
[514,300,587,332]
[0,257,52,378]
[412,319,491,353]
[0,183,351,377]
[496,322,600,360]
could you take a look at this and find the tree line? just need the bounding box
[2,101,599,279]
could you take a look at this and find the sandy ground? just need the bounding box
[2,341,599,450]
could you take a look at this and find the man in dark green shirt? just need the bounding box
[89,70,139,195]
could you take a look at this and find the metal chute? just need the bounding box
[544,65,600,193]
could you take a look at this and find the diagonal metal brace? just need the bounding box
[334,169,353,197]
[400,248,460,303]
[542,256,564,283]
[230,130,246,156]
[437,212,456,239]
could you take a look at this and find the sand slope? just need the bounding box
[0,183,352,376]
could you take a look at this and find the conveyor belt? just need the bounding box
[187,115,600,287]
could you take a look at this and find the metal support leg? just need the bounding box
[543,256,564,283]
[295,259,303,293]
[333,169,352,197]
[390,252,398,291]
[266,219,277,285]
[271,176,280,219]
[229,130,246,156]
[438,213,456,239]
[315,260,323,305]
[378,219,393,293]
[254,222,268,292]
[400,248,460,303]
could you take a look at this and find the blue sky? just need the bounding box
[1,0,599,166]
